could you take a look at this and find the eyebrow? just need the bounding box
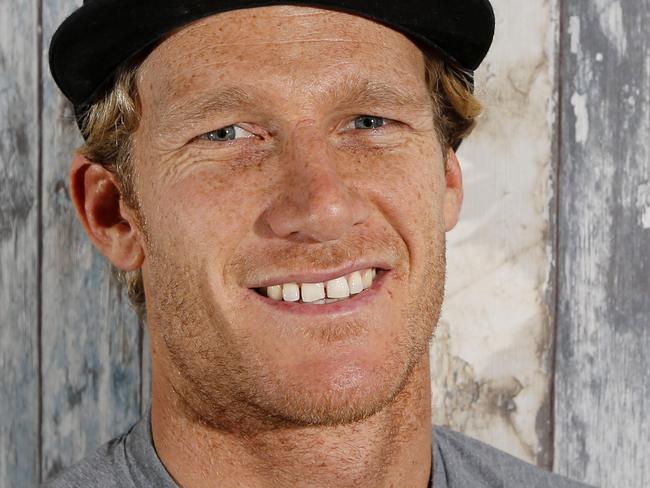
[156,77,432,132]
[157,86,256,132]
[327,78,432,113]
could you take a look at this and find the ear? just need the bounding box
[442,148,464,232]
[69,152,144,271]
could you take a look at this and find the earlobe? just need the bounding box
[442,149,464,232]
[69,152,144,271]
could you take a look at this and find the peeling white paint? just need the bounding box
[637,183,650,229]
[598,1,627,57]
[569,16,581,54]
[571,92,589,144]
[641,209,650,230]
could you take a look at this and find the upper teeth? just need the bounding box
[263,268,377,303]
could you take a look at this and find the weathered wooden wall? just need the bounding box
[0,0,40,486]
[554,1,650,487]
[0,0,647,487]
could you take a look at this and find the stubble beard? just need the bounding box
[147,232,446,433]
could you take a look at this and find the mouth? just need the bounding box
[247,266,390,314]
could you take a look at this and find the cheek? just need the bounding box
[365,144,445,290]
[142,153,270,253]
[367,143,445,227]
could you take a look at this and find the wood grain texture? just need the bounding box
[0,0,41,485]
[555,1,650,487]
[39,0,146,482]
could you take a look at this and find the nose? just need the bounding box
[263,123,369,242]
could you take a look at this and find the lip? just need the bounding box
[245,261,393,289]
[246,269,390,316]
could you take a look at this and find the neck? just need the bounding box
[151,353,433,488]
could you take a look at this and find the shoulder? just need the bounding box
[41,432,133,488]
[41,411,176,488]
[432,426,595,488]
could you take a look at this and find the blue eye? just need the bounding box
[200,125,255,141]
[352,116,386,130]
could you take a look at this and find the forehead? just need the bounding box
[137,5,428,108]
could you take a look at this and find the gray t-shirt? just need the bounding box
[42,408,595,488]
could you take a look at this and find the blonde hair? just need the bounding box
[77,52,483,323]
[424,58,483,152]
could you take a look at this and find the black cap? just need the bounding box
[49,0,495,134]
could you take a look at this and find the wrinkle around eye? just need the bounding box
[158,142,276,186]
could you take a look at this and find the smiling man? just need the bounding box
[44,1,591,487]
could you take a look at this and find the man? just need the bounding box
[44,1,593,487]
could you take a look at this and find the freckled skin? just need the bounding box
[74,5,464,488]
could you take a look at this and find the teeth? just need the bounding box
[312,297,348,305]
[347,271,364,295]
[361,269,373,290]
[301,282,326,302]
[260,268,379,304]
[326,276,350,299]
[282,283,300,302]
[267,284,283,301]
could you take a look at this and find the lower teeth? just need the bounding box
[303,297,348,305]
[257,288,368,304]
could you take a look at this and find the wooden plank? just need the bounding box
[0,0,41,486]
[40,0,146,481]
[555,1,650,487]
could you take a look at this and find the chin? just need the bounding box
[250,339,423,427]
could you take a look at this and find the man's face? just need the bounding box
[131,6,457,428]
